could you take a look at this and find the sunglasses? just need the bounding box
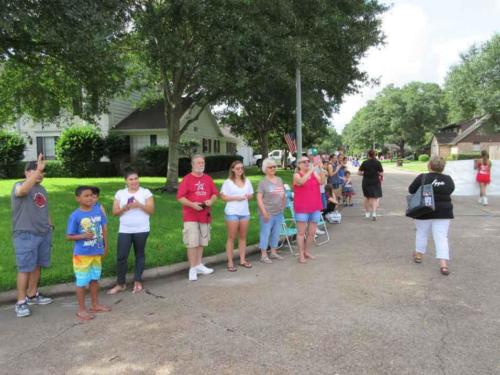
[267,165,277,169]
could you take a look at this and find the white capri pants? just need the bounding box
[415,219,451,260]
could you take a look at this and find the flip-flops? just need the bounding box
[414,253,423,263]
[76,311,95,322]
[440,267,450,276]
[239,261,252,268]
[106,285,126,295]
[89,304,112,313]
[227,266,237,272]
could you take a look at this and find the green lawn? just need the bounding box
[379,160,427,173]
[0,167,294,291]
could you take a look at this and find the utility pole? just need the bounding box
[296,67,302,157]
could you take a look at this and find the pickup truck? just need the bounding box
[253,149,304,169]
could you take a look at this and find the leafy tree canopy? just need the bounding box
[444,33,500,123]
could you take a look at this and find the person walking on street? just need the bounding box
[177,155,218,281]
[409,156,455,276]
[11,154,54,318]
[220,161,254,271]
[475,150,491,206]
[358,150,384,220]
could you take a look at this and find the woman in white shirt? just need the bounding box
[107,169,155,294]
[220,161,254,272]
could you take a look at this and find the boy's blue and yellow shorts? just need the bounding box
[73,255,102,287]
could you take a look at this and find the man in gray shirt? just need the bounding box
[11,154,53,318]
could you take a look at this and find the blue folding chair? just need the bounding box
[278,188,297,254]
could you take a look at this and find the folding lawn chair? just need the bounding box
[277,188,297,255]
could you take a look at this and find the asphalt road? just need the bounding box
[1,168,499,375]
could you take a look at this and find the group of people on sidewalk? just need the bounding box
[9,150,493,319]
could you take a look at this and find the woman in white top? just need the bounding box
[220,161,254,272]
[107,169,155,294]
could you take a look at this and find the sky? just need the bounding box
[331,0,500,133]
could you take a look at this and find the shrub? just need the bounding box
[104,134,130,172]
[44,160,66,177]
[0,131,26,178]
[56,125,105,177]
[418,154,430,162]
[137,145,168,176]
[450,153,481,160]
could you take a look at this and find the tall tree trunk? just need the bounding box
[399,139,405,158]
[259,131,269,160]
[164,104,182,193]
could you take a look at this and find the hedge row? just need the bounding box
[447,153,482,160]
[134,148,243,177]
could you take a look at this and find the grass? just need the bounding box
[0,167,294,291]
[379,160,427,173]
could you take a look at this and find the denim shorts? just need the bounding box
[295,211,321,223]
[13,231,52,273]
[225,214,250,222]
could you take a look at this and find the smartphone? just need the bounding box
[127,197,135,204]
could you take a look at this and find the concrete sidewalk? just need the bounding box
[1,171,499,375]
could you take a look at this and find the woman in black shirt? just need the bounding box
[358,150,384,220]
[408,156,455,275]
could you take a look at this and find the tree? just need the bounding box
[129,0,252,192]
[0,0,130,124]
[221,0,386,158]
[318,127,342,155]
[444,34,500,122]
[344,82,448,157]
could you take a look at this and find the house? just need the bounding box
[8,95,254,165]
[431,114,500,158]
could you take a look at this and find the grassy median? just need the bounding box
[0,167,294,291]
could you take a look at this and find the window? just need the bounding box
[36,136,58,159]
[150,134,157,146]
[214,140,220,153]
[202,138,208,153]
[473,142,481,152]
[208,139,212,153]
[226,142,237,155]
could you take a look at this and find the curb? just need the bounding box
[0,244,261,305]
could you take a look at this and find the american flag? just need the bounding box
[284,133,297,153]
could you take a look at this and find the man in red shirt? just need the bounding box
[177,155,218,281]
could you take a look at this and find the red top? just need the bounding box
[177,173,218,223]
[477,161,491,176]
[293,172,323,213]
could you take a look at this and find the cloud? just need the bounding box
[331,1,500,133]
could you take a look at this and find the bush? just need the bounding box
[136,148,243,177]
[137,145,169,176]
[418,154,430,162]
[104,134,130,172]
[56,125,105,177]
[0,131,26,178]
[44,160,66,177]
[450,153,481,160]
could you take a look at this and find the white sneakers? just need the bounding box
[315,228,326,235]
[189,267,198,281]
[479,196,489,205]
[188,264,214,281]
[196,263,214,275]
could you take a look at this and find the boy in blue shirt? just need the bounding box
[66,186,111,321]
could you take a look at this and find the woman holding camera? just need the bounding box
[108,168,155,294]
